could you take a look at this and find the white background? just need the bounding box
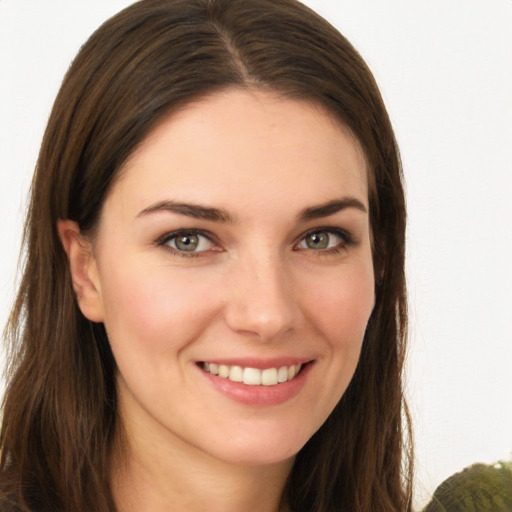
[1,1,511,509]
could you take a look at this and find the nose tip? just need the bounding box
[226,302,294,342]
[223,261,299,342]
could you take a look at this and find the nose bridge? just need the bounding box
[224,245,298,341]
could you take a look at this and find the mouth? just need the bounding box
[197,359,314,406]
[198,361,309,386]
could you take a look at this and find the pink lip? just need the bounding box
[197,360,314,406]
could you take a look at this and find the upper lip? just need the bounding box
[197,357,314,369]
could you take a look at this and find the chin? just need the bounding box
[197,421,313,467]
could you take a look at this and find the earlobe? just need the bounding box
[57,219,105,323]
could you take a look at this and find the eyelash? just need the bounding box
[155,229,219,258]
[295,227,355,256]
[155,227,355,258]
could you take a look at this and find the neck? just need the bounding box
[113,453,291,512]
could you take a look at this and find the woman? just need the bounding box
[0,0,412,510]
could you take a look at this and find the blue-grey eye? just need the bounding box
[168,233,213,252]
[298,230,344,250]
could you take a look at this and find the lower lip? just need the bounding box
[198,363,313,406]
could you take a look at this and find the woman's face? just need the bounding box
[84,89,374,466]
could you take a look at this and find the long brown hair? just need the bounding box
[0,1,412,510]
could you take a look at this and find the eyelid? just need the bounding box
[155,229,221,256]
[294,226,355,251]
[155,226,355,258]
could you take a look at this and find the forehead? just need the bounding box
[108,88,368,217]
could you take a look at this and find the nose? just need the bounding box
[223,252,301,342]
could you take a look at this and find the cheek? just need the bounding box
[98,260,219,357]
[302,263,375,350]
[291,261,374,433]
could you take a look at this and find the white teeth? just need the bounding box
[243,367,262,385]
[218,364,229,378]
[261,368,278,386]
[229,365,243,382]
[278,366,288,383]
[202,362,304,385]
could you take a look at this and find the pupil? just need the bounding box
[307,232,328,249]
[176,234,198,251]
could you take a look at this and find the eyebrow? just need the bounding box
[136,196,367,223]
[298,197,367,221]
[137,201,234,222]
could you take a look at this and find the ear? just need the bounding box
[57,220,105,323]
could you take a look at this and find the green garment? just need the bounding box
[423,461,512,512]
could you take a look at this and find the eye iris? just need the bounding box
[175,234,199,251]
[306,232,329,250]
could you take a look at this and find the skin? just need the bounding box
[59,89,375,512]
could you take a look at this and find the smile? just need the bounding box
[201,362,303,386]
